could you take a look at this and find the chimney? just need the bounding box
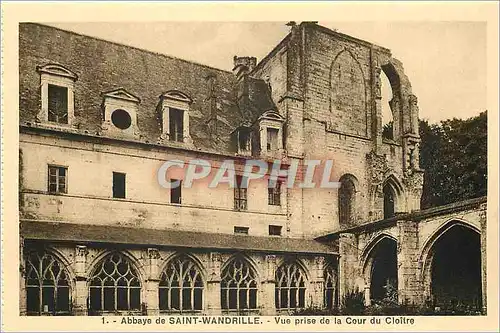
[233,56,257,81]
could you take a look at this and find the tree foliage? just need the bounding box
[419,111,487,208]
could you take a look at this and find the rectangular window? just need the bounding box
[48,165,67,194]
[234,175,247,211]
[268,182,281,206]
[269,225,282,236]
[112,172,126,199]
[266,128,279,151]
[169,108,184,142]
[170,179,182,204]
[234,226,249,235]
[48,84,68,124]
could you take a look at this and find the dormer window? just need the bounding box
[257,110,285,157]
[158,90,193,145]
[36,64,78,126]
[232,125,252,156]
[101,88,140,138]
[239,130,251,152]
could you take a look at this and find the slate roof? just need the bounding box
[21,221,336,255]
[19,23,278,156]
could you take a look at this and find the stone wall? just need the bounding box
[19,131,293,237]
[254,22,423,236]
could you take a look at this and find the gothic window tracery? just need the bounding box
[221,257,258,313]
[25,249,71,315]
[88,253,141,313]
[275,261,307,310]
[159,255,204,313]
[324,261,338,309]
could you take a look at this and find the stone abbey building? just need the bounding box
[18,22,487,316]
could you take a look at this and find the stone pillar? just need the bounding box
[479,203,487,314]
[74,245,89,315]
[338,233,360,304]
[364,285,371,306]
[372,59,383,153]
[261,255,277,315]
[408,94,419,135]
[19,236,27,315]
[205,252,222,315]
[396,219,421,305]
[145,248,160,316]
[310,256,325,308]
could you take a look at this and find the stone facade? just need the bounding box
[18,22,486,316]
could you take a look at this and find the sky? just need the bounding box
[48,21,487,124]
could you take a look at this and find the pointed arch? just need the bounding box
[221,253,261,280]
[24,246,73,315]
[159,252,206,278]
[420,219,481,270]
[420,219,482,310]
[87,249,146,283]
[87,251,142,315]
[361,233,398,305]
[329,49,368,136]
[383,174,405,218]
[159,253,205,313]
[275,256,311,281]
[220,254,259,313]
[338,174,359,227]
[361,233,398,271]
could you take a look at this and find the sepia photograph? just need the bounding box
[1,2,498,332]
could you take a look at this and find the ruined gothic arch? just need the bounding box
[379,61,403,142]
[361,233,398,306]
[419,219,482,304]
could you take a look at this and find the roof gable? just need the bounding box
[102,88,141,103]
